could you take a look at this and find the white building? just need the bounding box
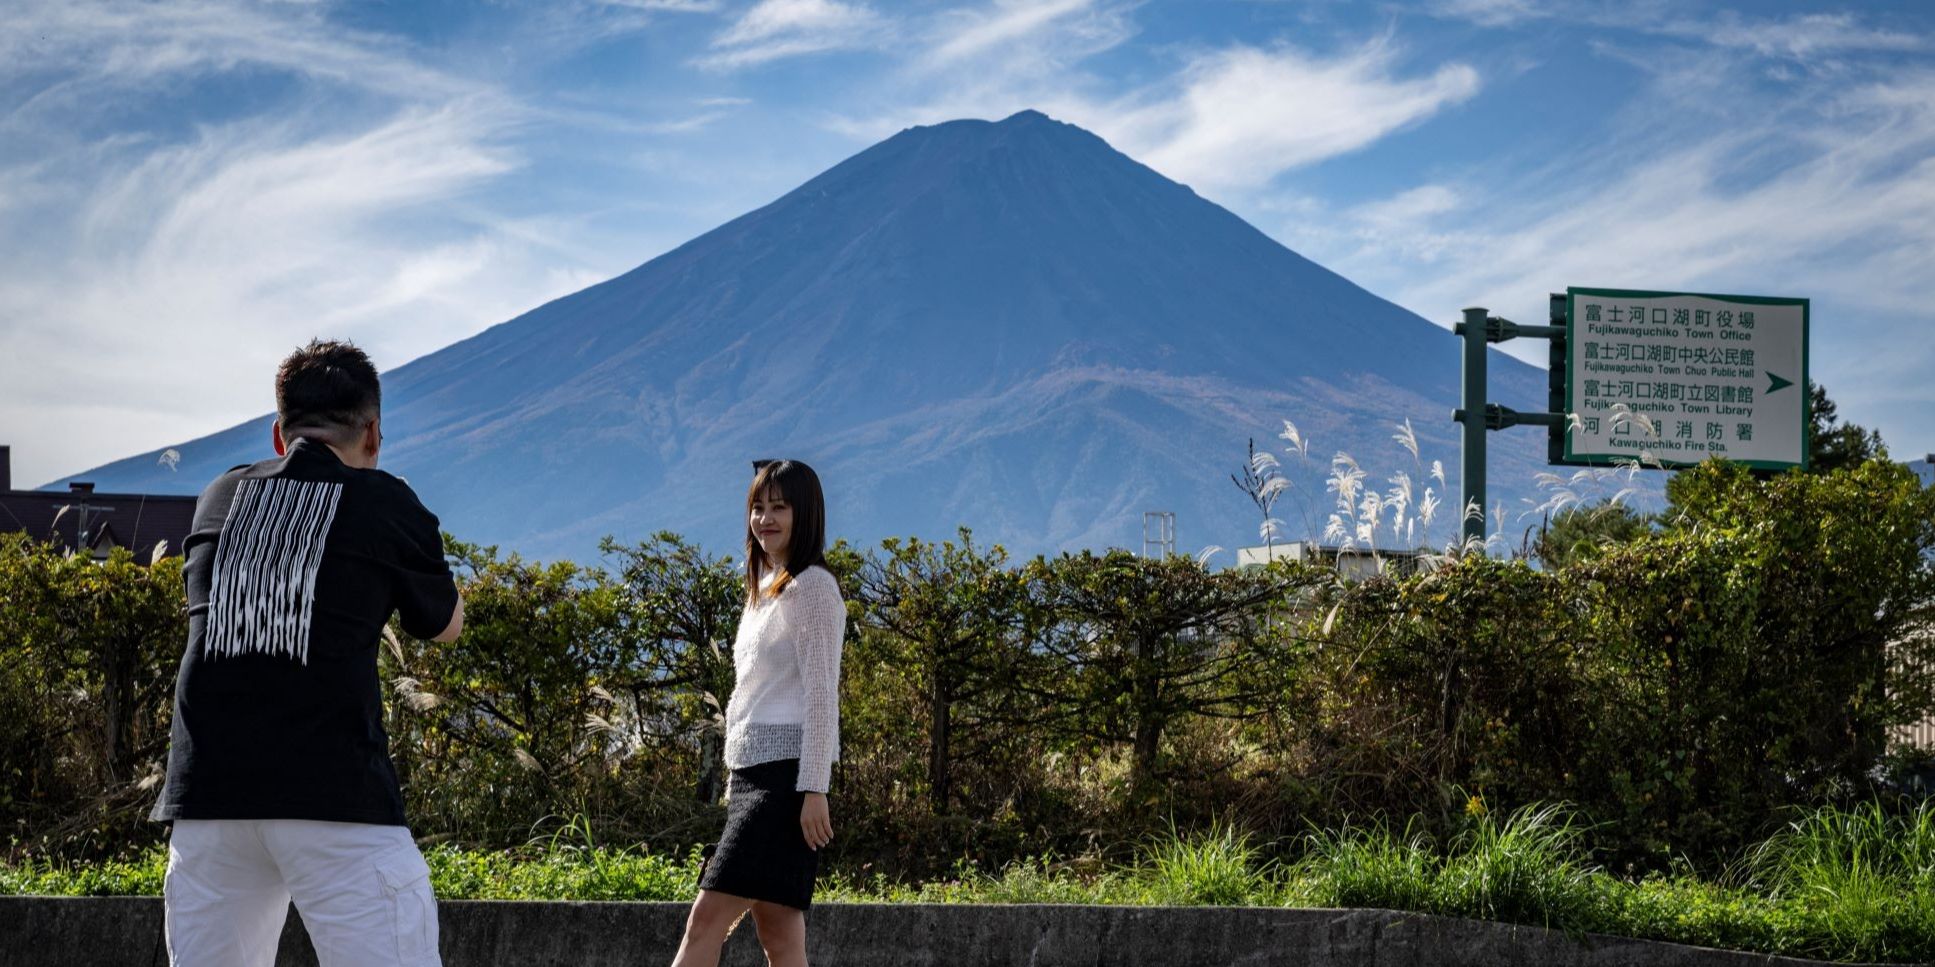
[1234,541,1424,580]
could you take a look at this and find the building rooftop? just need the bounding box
[0,445,196,560]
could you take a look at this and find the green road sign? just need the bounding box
[1563,287,1809,470]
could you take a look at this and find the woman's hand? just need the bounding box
[800,792,832,850]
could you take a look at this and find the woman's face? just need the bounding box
[750,484,793,563]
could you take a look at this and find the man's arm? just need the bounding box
[386,477,462,642]
[432,595,464,643]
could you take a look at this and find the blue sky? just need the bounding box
[3,0,1931,487]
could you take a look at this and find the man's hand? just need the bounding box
[800,792,832,850]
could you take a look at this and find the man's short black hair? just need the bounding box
[276,339,381,446]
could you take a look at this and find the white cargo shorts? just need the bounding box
[163,818,440,967]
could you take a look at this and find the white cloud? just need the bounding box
[0,2,626,486]
[641,110,735,134]
[1355,184,1461,226]
[1675,12,1925,60]
[9,0,1931,477]
[717,0,865,43]
[1117,42,1478,192]
[823,31,1478,195]
[701,0,887,69]
[0,105,612,485]
[1425,0,1544,28]
[928,0,1103,66]
[814,0,1135,142]
[1376,80,1935,311]
[1091,41,1478,190]
[597,0,723,10]
[0,0,473,103]
[1345,185,1466,261]
[1272,64,1935,457]
[1428,3,1927,63]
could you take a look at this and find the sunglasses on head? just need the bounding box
[752,459,776,472]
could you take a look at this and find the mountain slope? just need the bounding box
[56,110,1552,560]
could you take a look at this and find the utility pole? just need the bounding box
[1142,511,1175,559]
[68,483,114,556]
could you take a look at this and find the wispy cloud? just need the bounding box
[1351,70,1935,308]
[0,103,527,413]
[1278,56,1935,451]
[596,0,724,10]
[640,110,736,134]
[0,0,473,105]
[927,0,1110,66]
[0,1,616,485]
[1674,11,1926,60]
[827,31,1477,196]
[815,0,1135,140]
[700,0,888,70]
[8,0,1932,479]
[1106,40,1480,192]
[0,102,629,486]
[1428,2,1928,63]
[1351,184,1461,239]
[1424,0,1545,29]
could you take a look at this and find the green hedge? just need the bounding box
[2,459,1931,882]
[0,537,183,856]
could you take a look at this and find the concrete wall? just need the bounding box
[3,897,1916,967]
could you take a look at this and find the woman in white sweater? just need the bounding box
[671,459,845,967]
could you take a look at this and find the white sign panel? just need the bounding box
[1565,287,1808,469]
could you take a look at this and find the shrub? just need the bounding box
[5,458,1930,885]
[1303,557,1588,836]
[0,536,184,859]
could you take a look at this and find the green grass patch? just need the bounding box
[0,850,167,898]
[6,802,1932,963]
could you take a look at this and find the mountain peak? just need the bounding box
[57,113,1551,561]
[888,108,1090,155]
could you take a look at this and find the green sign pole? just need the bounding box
[1456,307,1488,547]
[1547,293,1568,466]
[1453,302,1569,550]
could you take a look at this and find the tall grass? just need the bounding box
[1136,823,1275,906]
[1261,410,1662,567]
[1289,801,1935,962]
[1737,801,1935,962]
[1747,800,1935,898]
[1293,803,1605,930]
[1435,803,1607,928]
[5,803,1932,963]
[1292,817,1436,912]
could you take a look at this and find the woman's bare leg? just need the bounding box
[671,890,757,967]
[749,901,808,967]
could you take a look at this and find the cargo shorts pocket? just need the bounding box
[374,849,440,966]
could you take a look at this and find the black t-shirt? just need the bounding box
[150,438,458,826]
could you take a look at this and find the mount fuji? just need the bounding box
[55,110,1552,561]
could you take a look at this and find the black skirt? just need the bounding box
[697,758,820,910]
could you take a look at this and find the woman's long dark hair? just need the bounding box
[744,459,827,604]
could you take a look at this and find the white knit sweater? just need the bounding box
[723,564,845,792]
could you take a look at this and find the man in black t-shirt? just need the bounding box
[151,339,462,967]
